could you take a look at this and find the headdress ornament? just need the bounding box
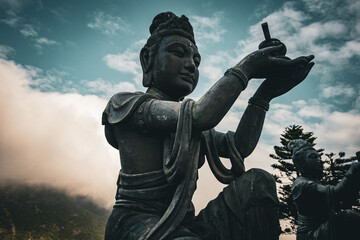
[145,12,196,47]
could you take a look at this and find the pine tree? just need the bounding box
[270,125,323,233]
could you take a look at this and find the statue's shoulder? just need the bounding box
[102,91,154,125]
[107,91,146,106]
[292,176,314,200]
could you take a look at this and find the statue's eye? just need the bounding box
[170,47,185,57]
[194,56,200,67]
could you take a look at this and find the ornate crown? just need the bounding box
[146,12,195,46]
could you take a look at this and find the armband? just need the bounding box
[248,97,269,112]
[224,68,248,89]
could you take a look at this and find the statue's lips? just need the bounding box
[179,73,195,83]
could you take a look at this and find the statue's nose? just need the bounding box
[184,61,195,73]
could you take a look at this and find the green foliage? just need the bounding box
[0,184,110,240]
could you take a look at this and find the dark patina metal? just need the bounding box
[102,12,315,240]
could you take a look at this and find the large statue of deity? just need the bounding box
[289,139,360,240]
[102,12,314,240]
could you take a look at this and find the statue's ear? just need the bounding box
[140,47,152,87]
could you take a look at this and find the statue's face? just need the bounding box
[151,35,200,99]
[302,149,323,179]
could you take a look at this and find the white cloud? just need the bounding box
[34,37,60,51]
[265,108,304,136]
[20,23,38,37]
[314,110,360,153]
[35,37,59,46]
[0,44,15,59]
[322,84,356,99]
[88,11,131,35]
[298,21,346,42]
[302,0,355,20]
[0,10,60,52]
[104,50,139,75]
[190,12,226,43]
[0,58,119,208]
[24,66,69,92]
[103,43,144,86]
[261,98,360,155]
[24,65,135,97]
[234,0,359,69]
[0,10,21,27]
[297,105,330,118]
[200,51,233,84]
[292,99,307,108]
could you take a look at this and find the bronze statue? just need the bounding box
[102,12,314,240]
[288,139,360,240]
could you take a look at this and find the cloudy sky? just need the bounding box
[0,0,359,234]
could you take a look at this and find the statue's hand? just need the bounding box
[254,55,314,101]
[235,45,312,79]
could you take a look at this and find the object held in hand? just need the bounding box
[258,22,287,56]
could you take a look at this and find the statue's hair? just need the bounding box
[146,12,195,47]
[141,12,196,87]
[287,139,315,168]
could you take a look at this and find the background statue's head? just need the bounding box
[288,139,323,179]
[140,12,200,99]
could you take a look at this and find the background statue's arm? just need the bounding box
[333,162,360,201]
[298,162,360,204]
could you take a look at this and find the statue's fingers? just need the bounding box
[289,56,310,66]
[293,62,315,83]
[305,55,315,62]
[301,62,315,78]
[294,55,314,63]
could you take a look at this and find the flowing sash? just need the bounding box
[140,99,201,240]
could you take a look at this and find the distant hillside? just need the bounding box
[0,184,110,240]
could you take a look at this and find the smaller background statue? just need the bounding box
[288,139,360,240]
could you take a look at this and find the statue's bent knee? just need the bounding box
[233,168,278,202]
[223,168,279,217]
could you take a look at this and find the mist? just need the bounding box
[0,58,119,208]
